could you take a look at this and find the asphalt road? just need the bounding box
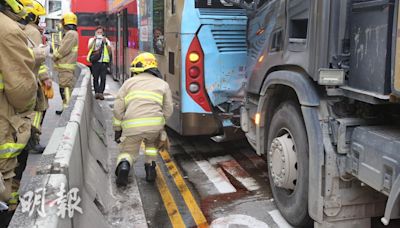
[21,71,400,228]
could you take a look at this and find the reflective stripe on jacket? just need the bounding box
[113,72,173,136]
[0,143,25,159]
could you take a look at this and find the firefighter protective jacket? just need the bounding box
[53,29,78,73]
[24,23,48,113]
[113,72,173,136]
[0,12,37,159]
[25,23,49,81]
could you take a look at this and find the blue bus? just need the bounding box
[109,0,248,136]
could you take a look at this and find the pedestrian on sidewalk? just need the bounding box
[87,26,112,100]
[113,52,173,186]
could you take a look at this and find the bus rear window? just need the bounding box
[195,0,239,8]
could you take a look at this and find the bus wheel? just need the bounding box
[267,101,312,227]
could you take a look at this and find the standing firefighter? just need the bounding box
[53,12,78,115]
[20,0,50,152]
[0,0,37,225]
[113,52,173,186]
[13,0,50,193]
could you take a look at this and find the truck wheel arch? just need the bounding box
[259,70,320,107]
[255,69,325,223]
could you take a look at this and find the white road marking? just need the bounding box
[195,160,236,194]
[210,214,269,228]
[268,210,293,228]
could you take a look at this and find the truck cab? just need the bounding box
[235,0,400,227]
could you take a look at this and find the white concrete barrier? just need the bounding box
[9,64,126,228]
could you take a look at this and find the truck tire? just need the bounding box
[267,101,312,227]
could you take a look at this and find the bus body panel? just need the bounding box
[107,0,247,136]
[158,0,184,133]
[180,1,248,128]
[107,2,139,82]
[197,24,247,109]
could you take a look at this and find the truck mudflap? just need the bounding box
[347,126,400,224]
[382,175,400,225]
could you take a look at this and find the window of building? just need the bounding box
[48,0,61,14]
[171,0,176,14]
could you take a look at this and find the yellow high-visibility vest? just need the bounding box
[87,41,110,63]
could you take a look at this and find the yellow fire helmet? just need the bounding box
[28,0,46,16]
[19,0,33,6]
[130,52,158,74]
[62,12,77,26]
[3,0,27,15]
[23,0,45,22]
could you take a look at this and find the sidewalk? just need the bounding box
[97,75,148,227]
[19,70,148,227]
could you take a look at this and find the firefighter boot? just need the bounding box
[115,161,130,187]
[30,144,46,154]
[145,161,157,182]
[56,87,70,115]
[0,210,13,228]
[56,88,65,115]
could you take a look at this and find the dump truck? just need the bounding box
[229,0,400,227]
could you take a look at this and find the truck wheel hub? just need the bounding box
[269,133,298,190]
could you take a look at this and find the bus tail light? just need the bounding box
[189,67,200,78]
[186,36,211,112]
[189,83,200,93]
[189,52,200,63]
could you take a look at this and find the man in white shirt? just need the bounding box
[87,26,112,100]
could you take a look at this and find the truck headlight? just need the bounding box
[318,69,345,86]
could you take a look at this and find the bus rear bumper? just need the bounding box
[181,113,222,136]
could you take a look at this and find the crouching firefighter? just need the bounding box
[113,52,173,186]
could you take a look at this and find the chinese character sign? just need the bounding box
[20,183,83,218]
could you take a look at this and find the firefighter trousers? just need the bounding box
[58,71,75,109]
[0,158,17,202]
[117,132,160,167]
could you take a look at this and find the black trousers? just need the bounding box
[15,129,38,181]
[92,62,108,94]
